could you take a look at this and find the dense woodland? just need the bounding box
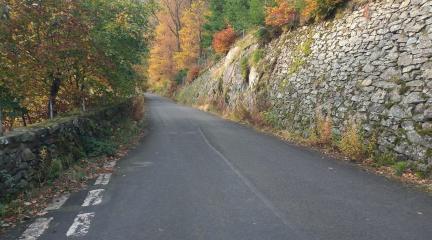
[0,0,350,134]
[0,0,156,133]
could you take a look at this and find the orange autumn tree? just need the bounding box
[212,26,237,54]
[266,0,345,26]
[148,13,178,91]
[174,0,208,70]
[265,0,298,27]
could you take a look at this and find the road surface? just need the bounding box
[3,94,432,240]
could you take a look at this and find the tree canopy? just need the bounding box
[0,0,155,133]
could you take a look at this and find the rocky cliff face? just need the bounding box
[177,0,432,164]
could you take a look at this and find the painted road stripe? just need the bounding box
[103,161,116,169]
[45,193,70,211]
[82,189,105,207]
[95,173,112,185]
[19,217,53,240]
[66,212,95,237]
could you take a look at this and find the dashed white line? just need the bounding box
[95,173,112,185]
[45,193,70,211]
[19,217,53,240]
[66,212,95,237]
[82,189,105,207]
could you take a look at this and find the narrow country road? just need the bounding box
[4,94,432,240]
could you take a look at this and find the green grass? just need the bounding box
[251,49,264,65]
[374,152,397,167]
[240,57,250,81]
[393,161,409,176]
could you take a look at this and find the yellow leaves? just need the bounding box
[115,12,129,27]
[147,14,177,89]
[174,0,207,70]
[148,0,208,90]
[339,121,365,160]
[301,0,318,22]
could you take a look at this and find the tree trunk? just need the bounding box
[48,77,61,119]
[22,114,27,127]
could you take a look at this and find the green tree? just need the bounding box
[202,0,226,49]
[249,0,266,26]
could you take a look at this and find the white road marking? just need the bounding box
[95,173,112,185]
[45,193,70,211]
[103,161,116,169]
[66,212,95,237]
[82,189,105,207]
[19,217,53,240]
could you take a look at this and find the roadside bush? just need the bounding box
[132,95,145,122]
[374,152,396,167]
[316,114,332,145]
[263,110,282,129]
[82,136,117,157]
[48,159,63,180]
[174,69,188,85]
[232,102,251,121]
[339,121,364,160]
[255,26,282,45]
[393,161,409,176]
[212,26,237,54]
[187,66,200,83]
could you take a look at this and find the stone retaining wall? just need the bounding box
[177,0,432,165]
[0,102,132,199]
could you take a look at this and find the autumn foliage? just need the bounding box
[265,0,298,27]
[0,0,153,132]
[186,66,201,83]
[212,27,237,54]
[174,0,208,70]
[266,0,345,27]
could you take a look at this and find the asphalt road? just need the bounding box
[3,94,432,240]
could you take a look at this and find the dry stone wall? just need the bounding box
[177,0,432,165]
[0,102,132,199]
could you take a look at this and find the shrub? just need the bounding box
[212,26,237,54]
[132,95,145,122]
[339,121,364,160]
[0,203,7,218]
[316,114,332,145]
[314,0,345,20]
[255,26,282,45]
[263,110,282,129]
[174,69,188,85]
[82,136,117,157]
[231,102,251,121]
[252,49,264,65]
[240,57,250,81]
[366,131,378,158]
[393,161,409,176]
[48,159,63,180]
[374,152,396,167]
[186,66,200,83]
